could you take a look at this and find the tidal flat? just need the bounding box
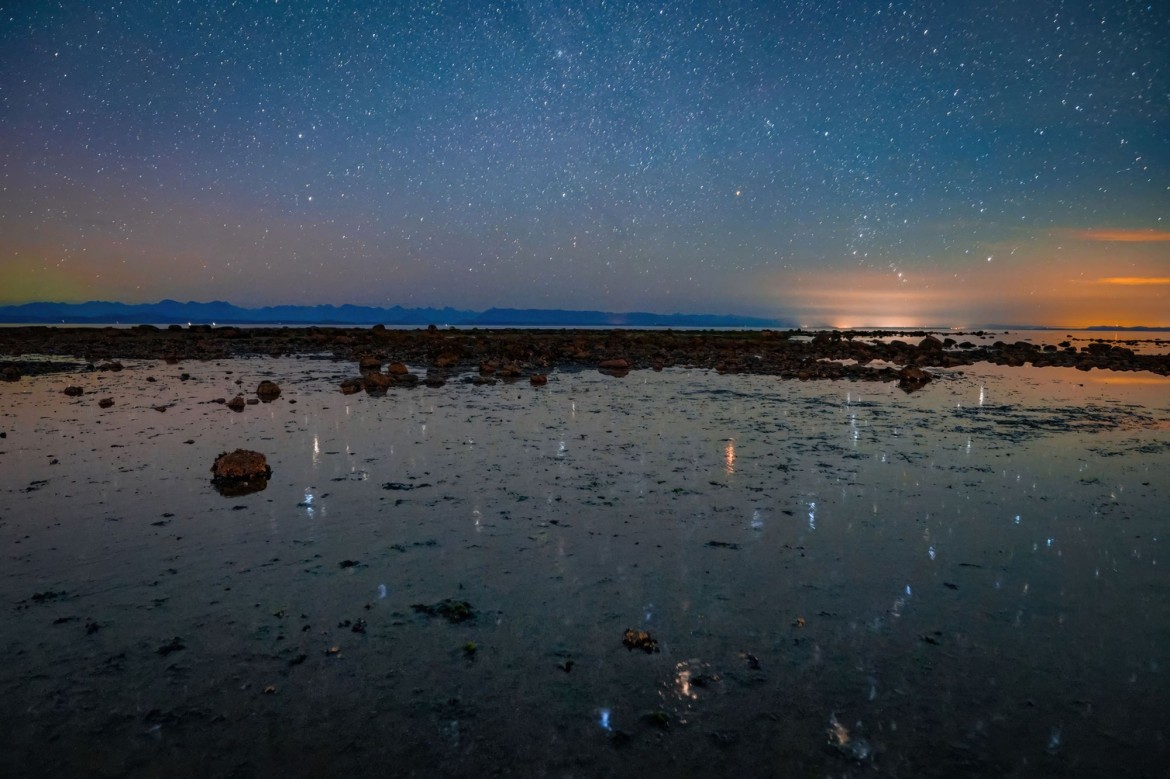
[1,331,1168,777]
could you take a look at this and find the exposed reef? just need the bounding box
[1,326,1167,394]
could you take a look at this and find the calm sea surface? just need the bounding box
[1,343,1167,777]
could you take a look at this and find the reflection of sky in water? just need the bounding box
[0,352,1166,776]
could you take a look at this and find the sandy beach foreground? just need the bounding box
[1,328,1168,777]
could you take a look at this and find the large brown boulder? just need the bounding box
[362,372,392,393]
[897,366,933,393]
[256,380,281,400]
[211,449,272,496]
[1,366,20,382]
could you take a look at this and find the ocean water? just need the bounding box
[1,351,1167,777]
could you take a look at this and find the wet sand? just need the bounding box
[2,329,1168,777]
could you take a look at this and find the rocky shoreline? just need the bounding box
[1,325,1168,392]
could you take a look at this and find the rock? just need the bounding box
[897,366,933,393]
[918,335,943,351]
[97,361,124,371]
[210,449,272,496]
[434,352,460,368]
[98,398,114,409]
[339,377,363,394]
[358,355,382,372]
[599,357,630,377]
[64,386,84,396]
[386,362,409,375]
[529,374,548,386]
[362,372,392,393]
[412,599,475,623]
[256,380,281,400]
[1,366,21,382]
[622,628,659,653]
[226,395,246,411]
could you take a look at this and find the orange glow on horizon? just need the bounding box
[1067,229,1170,243]
[1095,277,1170,286]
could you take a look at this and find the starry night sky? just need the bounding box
[1,0,1167,326]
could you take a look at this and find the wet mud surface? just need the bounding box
[1,330,1168,777]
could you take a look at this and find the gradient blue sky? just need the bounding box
[1,0,1167,326]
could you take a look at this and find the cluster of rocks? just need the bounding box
[2,326,1167,394]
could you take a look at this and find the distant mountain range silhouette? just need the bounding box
[0,300,792,328]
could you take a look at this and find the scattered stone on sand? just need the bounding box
[63,386,84,396]
[1,365,20,382]
[339,377,364,395]
[412,599,475,623]
[897,366,933,393]
[599,357,631,377]
[256,380,281,400]
[98,398,114,409]
[226,395,246,411]
[97,361,124,372]
[362,372,392,394]
[622,628,660,653]
[529,373,548,386]
[210,449,272,496]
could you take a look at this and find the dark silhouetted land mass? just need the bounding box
[0,300,792,329]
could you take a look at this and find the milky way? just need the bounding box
[1,1,1166,326]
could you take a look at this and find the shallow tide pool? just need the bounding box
[1,357,1167,777]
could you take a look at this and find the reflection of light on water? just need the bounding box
[751,508,764,531]
[303,490,315,518]
[377,584,387,599]
[643,602,654,622]
[312,434,320,467]
[472,506,482,530]
[892,584,911,618]
[1014,514,1021,525]
[979,385,986,406]
[598,708,611,731]
[928,545,936,561]
[724,438,735,475]
[808,501,817,531]
[557,441,566,459]
[675,662,697,700]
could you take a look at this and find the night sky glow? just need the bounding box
[1,1,1167,327]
